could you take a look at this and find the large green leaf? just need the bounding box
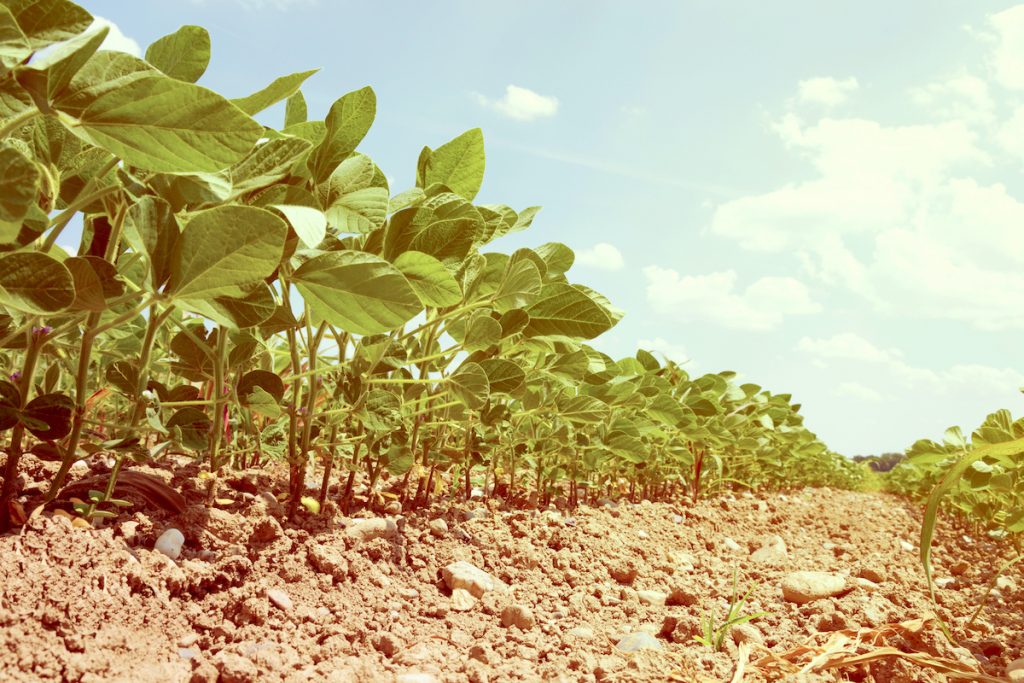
[422,128,485,201]
[145,25,211,83]
[122,195,179,290]
[479,359,525,395]
[0,144,40,238]
[307,85,375,184]
[448,362,489,410]
[230,137,312,196]
[6,0,91,50]
[321,153,389,234]
[231,69,318,116]
[57,68,263,173]
[524,283,614,340]
[556,395,609,425]
[0,252,74,313]
[393,251,462,308]
[272,204,325,248]
[291,250,422,335]
[167,205,287,300]
[0,7,31,73]
[179,282,277,330]
[16,22,106,101]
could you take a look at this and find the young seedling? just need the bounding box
[694,569,769,652]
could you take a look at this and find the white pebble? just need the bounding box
[154,528,185,560]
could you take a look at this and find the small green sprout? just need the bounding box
[694,569,769,651]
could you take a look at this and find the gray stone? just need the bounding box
[442,560,508,597]
[428,518,448,538]
[345,518,398,543]
[500,604,535,630]
[637,590,668,606]
[267,588,293,612]
[750,535,788,564]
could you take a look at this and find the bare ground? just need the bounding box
[1,458,1022,682]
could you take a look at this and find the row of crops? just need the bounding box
[0,0,871,530]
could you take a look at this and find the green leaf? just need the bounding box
[6,0,92,50]
[123,195,179,290]
[422,128,485,201]
[448,362,489,410]
[105,359,138,395]
[57,69,263,173]
[167,205,287,300]
[291,250,422,335]
[284,90,306,127]
[479,359,525,395]
[272,204,325,249]
[556,395,609,425]
[393,251,462,308]
[179,282,277,329]
[384,443,414,476]
[307,85,375,184]
[237,369,285,404]
[0,6,32,72]
[0,252,74,313]
[0,144,40,228]
[166,406,211,452]
[243,386,281,418]
[144,25,210,83]
[535,242,575,276]
[231,69,318,116]
[524,283,614,340]
[21,392,73,440]
[18,22,106,101]
[230,137,312,196]
[321,153,389,234]
[0,380,20,431]
[462,313,501,352]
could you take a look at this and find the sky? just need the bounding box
[77,0,1024,456]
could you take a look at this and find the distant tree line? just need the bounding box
[852,452,905,472]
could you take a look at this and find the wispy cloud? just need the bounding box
[797,76,859,107]
[475,85,559,121]
[494,138,740,196]
[575,243,624,271]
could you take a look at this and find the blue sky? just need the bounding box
[81,0,1023,455]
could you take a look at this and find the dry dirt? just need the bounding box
[1,457,1022,682]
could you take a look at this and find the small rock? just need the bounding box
[609,562,638,585]
[177,633,199,648]
[429,519,448,538]
[384,500,402,515]
[154,528,185,560]
[442,560,508,597]
[668,551,695,573]
[671,515,683,524]
[567,626,595,639]
[857,567,886,583]
[345,518,399,543]
[731,623,764,645]
[722,537,742,552]
[666,586,699,607]
[899,540,915,552]
[750,535,788,564]
[934,577,957,590]
[637,530,649,540]
[451,588,477,611]
[267,588,293,612]
[995,576,1017,592]
[396,674,439,683]
[1009,657,1024,682]
[781,571,849,604]
[615,632,662,652]
[468,644,490,664]
[949,560,970,576]
[307,544,349,582]
[500,604,535,630]
[371,631,401,658]
[854,578,880,592]
[637,590,668,606]
[177,648,198,660]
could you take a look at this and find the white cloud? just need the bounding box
[798,333,1024,395]
[796,333,898,364]
[911,73,994,125]
[835,382,886,402]
[643,267,820,331]
[89,16,141,57]
[476,85,559,122]
[575,242,624,271]
[638,337,694,368]
[989,5,1024,89]
[797,76,859,107]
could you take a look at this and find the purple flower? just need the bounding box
[32,326,52,337]
[9,371,21,383]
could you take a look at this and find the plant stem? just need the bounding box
[0,329,46,530]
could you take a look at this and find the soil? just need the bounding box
[1,456,1022,682]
